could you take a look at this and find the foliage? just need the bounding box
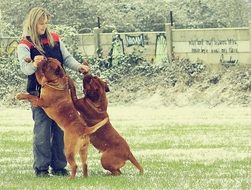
[0,11,17,37]
[0,56,26,105]
[1,48,250,107]
[172,0,250,28]
[87,49,146,82]
[0,0,250,34]
[98,1,170,32]
[86,49,207,88]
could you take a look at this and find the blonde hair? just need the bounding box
[22,7,54,53]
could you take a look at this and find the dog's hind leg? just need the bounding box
[128,152,144,175]
[64,133,78,179]
[111,169,122,176]
[101,151,125,176]
[79,138,89,177]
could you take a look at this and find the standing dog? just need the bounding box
[16,58,108,179]
[69,74,143,175]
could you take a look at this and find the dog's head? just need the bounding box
[83,74,109,102]
[38,57,65,81]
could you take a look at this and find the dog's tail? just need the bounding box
[84,117,109,135]
[128,152,144,175]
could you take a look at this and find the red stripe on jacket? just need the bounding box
[41,32,60,44]
[19,39,33,49]
[19,32,60,48]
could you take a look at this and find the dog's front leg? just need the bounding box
[64,133,78,179]
[16,92,47,107]
[79,138,89,177]
[68,78,78,102]
[68,78,83,110]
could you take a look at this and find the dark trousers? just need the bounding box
[31,107,67,171]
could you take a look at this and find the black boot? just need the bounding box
[51,168,69,176]
[35,169,50,177]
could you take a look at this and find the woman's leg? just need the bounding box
[51,121,67,175]
[32,107,52,175]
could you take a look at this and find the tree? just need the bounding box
[0,10,17,36]
[0,0,250,35]
[171,0,250,28]
[209,0,250,27]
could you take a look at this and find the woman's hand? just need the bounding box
[33,55,46,67]
[79,64,90,74]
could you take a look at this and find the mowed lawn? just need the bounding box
[0,105,251,190]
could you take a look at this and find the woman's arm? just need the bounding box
[59,40,89,74]
[59,40,81,71]
[17,44,37,75]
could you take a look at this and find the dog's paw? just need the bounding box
[15,92,29,100]
[31,99,40,107]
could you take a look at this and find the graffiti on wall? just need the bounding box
[0,39,18,56]
[188,38,238,53]
[109,34,124,64]
[125,34,144,47]
[155,33,168,64]
[219,54,239,67]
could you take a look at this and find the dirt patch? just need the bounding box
[2,59,250,108]
[108,61,251,107]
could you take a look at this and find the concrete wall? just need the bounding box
[1,21,250,65]
[171,25,251,65]
[78,29,168,64]
[77,33,95,57]
[78,22,251,65]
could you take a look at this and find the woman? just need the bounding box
[17,7,89,177]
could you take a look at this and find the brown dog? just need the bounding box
[68,74,143,175]
[16,58,108,179]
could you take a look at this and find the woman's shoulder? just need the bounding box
[18,37,33,49]
[50,32,60,42]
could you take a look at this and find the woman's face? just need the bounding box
[36,16,48,35]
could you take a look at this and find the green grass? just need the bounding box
[0,106,251,190]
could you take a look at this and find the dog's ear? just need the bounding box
[83,74,92,84]
[55,66,65,77]
[41,60,48,73]
[104,81,110,92]
[48,58,61,70]
[38,59,47,69]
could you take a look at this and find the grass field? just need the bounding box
[0,105,251,190]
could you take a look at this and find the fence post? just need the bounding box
[249,21,251,52]
[97,17,101,28]
[169,11,173,26]
[165,23,173,62]
[93,27,101,57]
